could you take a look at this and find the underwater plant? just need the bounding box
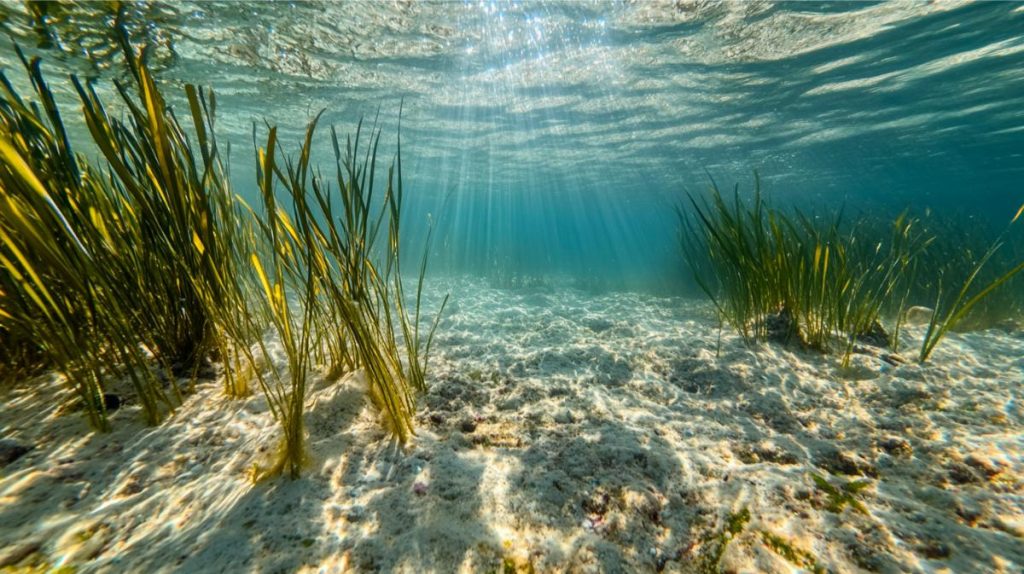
[71,27,255,381]
[0,22,270,426]
[248,123,318,478]
[0,12,446,461]
[0,44,176,429]
[679,174,927,363]
[249,110,446,471]
[678,174,780,344]
[904,214,1023,332]
[680,174,1023,364]
[810,472,870,515]
[917,212,1024,363]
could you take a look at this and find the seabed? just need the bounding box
[2,278,1022,573]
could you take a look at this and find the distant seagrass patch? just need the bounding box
[679,173,1024,365]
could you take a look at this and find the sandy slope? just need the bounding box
[1,278,1022,573]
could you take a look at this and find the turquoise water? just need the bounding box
[3,4,1024,572]
[1,0,1022,288]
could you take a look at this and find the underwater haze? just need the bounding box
[3,0,1023,289]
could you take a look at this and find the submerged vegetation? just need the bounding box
[0,18,445,478]
[680,174,1024,363]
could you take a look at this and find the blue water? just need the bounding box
[1,0,1022,289]
[3,4,1024,572]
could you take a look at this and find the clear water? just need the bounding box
[1,0,1023,288]
[3,4,1024,572]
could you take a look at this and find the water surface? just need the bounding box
[2,0,1022,286]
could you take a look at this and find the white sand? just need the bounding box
[1,277,1022,573]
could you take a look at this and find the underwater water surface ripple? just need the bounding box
[1,0,1022,281]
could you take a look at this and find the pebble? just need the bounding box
[879,436,913,457]
[904,306,934,325]
[102,393,121,412]
[948,462,981,485]
[919,541,951,559]
[815,447,879,478]
[346,505,366,522]
[964,454,1001,478]
[0,438,31,467]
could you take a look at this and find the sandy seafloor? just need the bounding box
[1,278,1022,574]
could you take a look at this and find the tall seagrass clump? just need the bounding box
[680,175,1024,365]
[0,26,260,428]
[0,18,446,476]
[249,113,447,478]
[73,29,259,381]
[0,47,159,430]
[679,175,929,365]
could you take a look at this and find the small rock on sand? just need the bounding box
[553,409,575,424]
[904,306,934,325]
[814,448,879,478]
[878,436,913,457]
[0,439,31,467]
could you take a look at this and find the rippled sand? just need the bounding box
[1,278,1022,573]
